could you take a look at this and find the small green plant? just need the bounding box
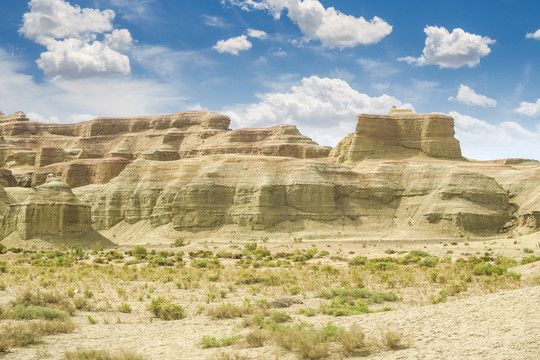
[63,349,146,360]
[201,335,242,348]
[382,331,408,350]
[148,297,185,320]
[524,248,534,254]
[120,303,132,313]
[87,315,97,324]
[171,238,188,248]
[132,246,148,259]
[206,302,252,319]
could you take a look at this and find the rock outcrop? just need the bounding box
[0,174,112,247]
[0,111,330,176]
[330,107,462,162]
[2,107,540,246]
[0,111,29,123]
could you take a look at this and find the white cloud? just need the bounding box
[213,35,252,55]
[223,75,413,146]
[36,38,130,79]
[515,98,540,117]
[27,112,60,123]
[20,0,115,44]
[0,48,190,124]
[247,29,267,39]
[449,84,497,107]
[20,0,132,79]
[399,26,495,68]
[105,29,133,51]
[451,111,540,160]
[526,29,540,40]
[224,0,392,48]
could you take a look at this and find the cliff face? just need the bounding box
[1,108,539,247]
[331,107,462,162]
[0,111,330,181]
[0,175,111,246]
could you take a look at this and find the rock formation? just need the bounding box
[1,107,540,246]
[330,107,463,162]
[0,174,113,248]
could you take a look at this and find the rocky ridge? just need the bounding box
[0,108,539,247]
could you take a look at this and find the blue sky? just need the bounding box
[1,0,540,160]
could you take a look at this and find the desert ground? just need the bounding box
[0,234,539,360]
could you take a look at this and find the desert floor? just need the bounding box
[0,234,539,360]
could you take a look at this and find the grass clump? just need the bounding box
[148,297,185,320]
[0,319,76,352]
[274,323,335,359]
[63,349,146,360]
[207,302,252,319]
[13,289,76,315]
[2,305,70,320]
[201,335,242,348]
[246,329,271,347]
[382,331,408,350]
[335,325,370,356]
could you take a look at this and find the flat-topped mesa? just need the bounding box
[0,111,29,124]
[330,107,463,162]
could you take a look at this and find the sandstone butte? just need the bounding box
[0,106,539,248]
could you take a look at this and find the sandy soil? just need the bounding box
[1,236,539,360]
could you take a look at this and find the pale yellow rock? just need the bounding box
[0,174,114,247]
[330,108,462,162]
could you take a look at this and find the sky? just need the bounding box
[1,0,540,160]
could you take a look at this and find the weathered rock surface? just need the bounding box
[31,158,132,188]
[0,111,29,123]
[0,111,330,176]
[77,156,512,241]
[0,174,113,248]
[330,107,463,162]
[2,107,540,246]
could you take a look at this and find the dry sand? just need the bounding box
[1,237,539,360]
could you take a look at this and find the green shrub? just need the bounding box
[120,303,132,313]
[3,305,70,321]
[148,297,185,320]
[132,246,148,260]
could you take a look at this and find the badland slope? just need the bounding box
[0,108,539,247]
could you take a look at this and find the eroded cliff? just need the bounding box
[0,108,539,247]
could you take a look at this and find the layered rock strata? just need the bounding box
[78,156,512,237]
[3,107,540,245]
[331,107,462,162]
[0,111,330,182]
[0,174,111,246]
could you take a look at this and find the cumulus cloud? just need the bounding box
[213,35,252,55]
[515,98,540,117]
[36,38,130,79]
[526,29,540,40]
[20,0,132,79]
[104,29,133,51]
[399,26,495,68]
[20,0,115,44]
[449,84,497,107]
[223,76,413,145]
[450,111,540,160]
[247,29,267,39]
[224,0,392,48]
[0,48,190,124]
